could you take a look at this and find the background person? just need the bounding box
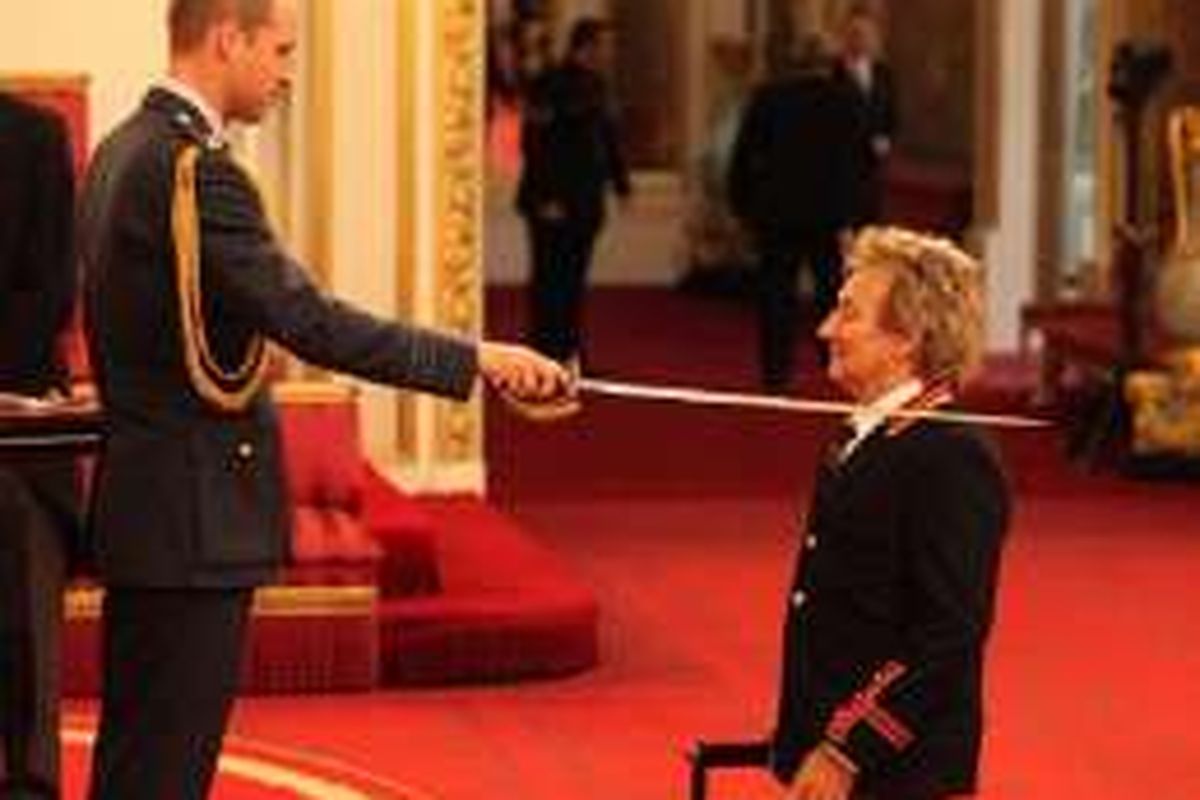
[516,17,631,369]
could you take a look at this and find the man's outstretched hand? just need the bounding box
[478,342,580,421]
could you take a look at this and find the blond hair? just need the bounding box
[847,226,986,387]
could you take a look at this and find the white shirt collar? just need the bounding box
[846,56,872,90]
[847,378,923,445]
[157,77,225,140]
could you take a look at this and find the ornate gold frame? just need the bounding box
[433,0,485,465]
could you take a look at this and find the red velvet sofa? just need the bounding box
[63,381,598,695]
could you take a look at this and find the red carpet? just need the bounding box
[59,289,1200,798]
[59,715,434,799]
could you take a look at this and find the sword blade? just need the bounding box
[578,378,1051,429]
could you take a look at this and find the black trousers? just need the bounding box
[755,231,843,392]
[525,215,602,363]
[87,587,253,800]
[0,466,74,800]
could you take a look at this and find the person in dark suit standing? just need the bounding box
[77,2,571,798]
[0,92,80,800]
[728,35,861,393]
[517,17,631,368]
[771,227,1009,800]
[834,6,899,228]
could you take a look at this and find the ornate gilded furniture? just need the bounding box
[1126,105,1200,457]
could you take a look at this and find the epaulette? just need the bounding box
[171,144,270,412]
[169,108,227,152]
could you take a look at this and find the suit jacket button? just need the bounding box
[791,589,807,609]
[236,441,255,460]
[806,535,818,550]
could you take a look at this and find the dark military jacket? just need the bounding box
[78,88,477,588]
[770,418,1009,797]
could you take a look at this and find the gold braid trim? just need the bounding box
[66,585,377,620]
[172,145,270,412]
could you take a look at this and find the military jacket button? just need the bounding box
[791,589,807,609]
[236,441,254,460]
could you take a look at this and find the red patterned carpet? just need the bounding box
[59,716,433,799]
[58,288,1200,799]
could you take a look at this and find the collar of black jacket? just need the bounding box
[142,87,225,151]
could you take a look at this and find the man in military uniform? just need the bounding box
[77,2,569,798]
[0,91,80,800]
[771,227,1010,800]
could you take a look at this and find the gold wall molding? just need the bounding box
[972,0,999,232]
[433,0,485,465]
[288,0,335,383]
[305,0,334,291]
[394,2,419,462]
[1035,0,1067,302]
[0,72,89,92]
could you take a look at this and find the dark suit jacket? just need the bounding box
[79,89,478,588]
[727,69,862,242]
[0,92,81,559]
[0,93,75,396]
[516,62,630,225]
[833,60,899,226]
[770,420,1009,797]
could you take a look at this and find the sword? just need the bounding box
[561,377,1051,429]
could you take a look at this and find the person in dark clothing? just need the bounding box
[833,6,899,227]
[0,91,81,800]
[77,2,571,798]
[771,226,1010,800]
[517,16,631,366]
[728,36,861,393]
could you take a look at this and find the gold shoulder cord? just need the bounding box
[172,145,270,412]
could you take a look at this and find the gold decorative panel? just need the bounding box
[434,0,485,464]
[394,1,419,462]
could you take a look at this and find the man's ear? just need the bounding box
[212,19,244,63]
[889,329,919,372]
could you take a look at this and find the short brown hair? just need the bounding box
[847,226,986,387]
[169,0,274,53]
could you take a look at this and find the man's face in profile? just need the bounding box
[818,268,914,401]
[224,0,297,123]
